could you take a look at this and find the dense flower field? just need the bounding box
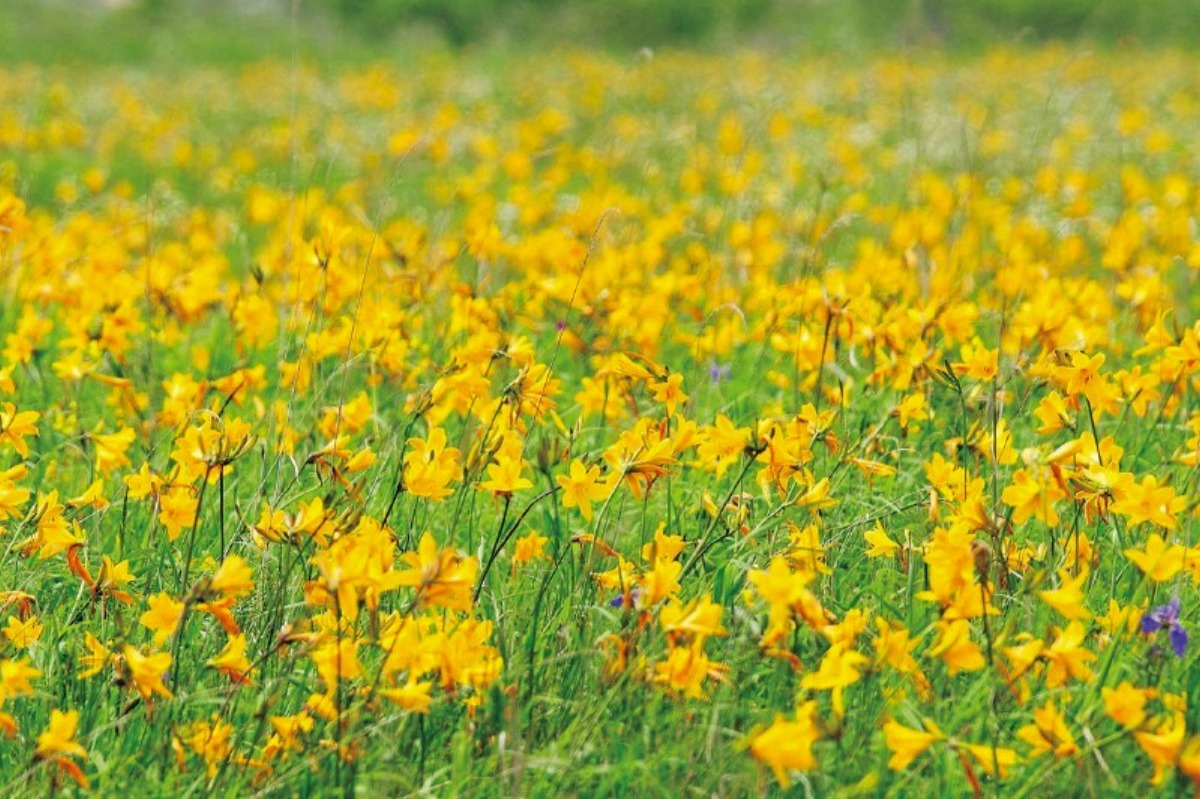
[1,47,1199,795]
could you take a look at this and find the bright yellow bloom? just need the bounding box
[960,742,1019,779]
[379,678,434,714]
[310,637,362,692]
[660,595,727,640]
[78,633,111,680]
[1112,475,1186,530]
[66,478,108,510]
[158,485,198,542]
[863,521,900,558]
[0,403,39,457]
[1134,712,1185,786]
[139,593,185,647]
[403,426,462,501]
[1016,700,1078,758]
[208,633,254,684]
[801,642,868,717]
[1124,533,1185,582]
[210,555,255,597]
[653,639,725,699]
[0,657,41,698]
[91,426,136,475]
[511,531,550,569]
[3,615,43,649]
[649,372,688,416]
[35,709,89,787]
[749,704,820,788]
[187,716,234,777]
[928,619,985,675]
[478,452,534,496]
[951,341,998,381]
[122,646,174,702]
[883,717,943,771]
[395,532,478,612]
[556,459,609,521]
[1038,569,1091,620]
[1103,681,1153,729]
[1044,621,1096,687]
[894,393,928,429]
[1002,467,1064,526]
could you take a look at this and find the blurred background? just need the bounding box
[3,0,1198,64]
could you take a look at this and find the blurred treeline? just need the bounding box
[4,0,1199,63]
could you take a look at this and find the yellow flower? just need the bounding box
[1038,569,1090,620]
[1124,533,1185,582]
[78,633,111,680]
[66,478,108,510]
[122,646,174,702]
[379,678,434,714]
[268,711,314,752]
[951,341,998,381]
[801,642,868,717]
[2,615,43,649]
[36,705,87,758]
[928,619,985,675]
[35,709,88,787]
[1112,475,1186,530]
[187,716,234,777]
[157,485,198,542]
[124,461,162,501]
[894,393,928,429]
[749,704,820,788]
[210,555,255,598]
[310,637,362,692]
[1016,700,1078,758]
[649,372,688,416]
[395,532,478,612]
[863,521,900,558]
[478,452,534,496]
[883,717,943,771]
[0,464,30,520]
[0,657,41,697]
[403,426,462,501]
[1134,712,1185,786]
[511,531,550,569]
[1103,681,1153,729]
[653,638,724,699]
[139,593,185,647]
[660,595,728,640]
[91,426,136,475]
[1043,621,1096,688]
[1002,467,1064,526]
[1180,736,1200,785]
[555,459,609,521]
[0,403,39,457]
[640,557,682,606]
[208,633,254,684]
[960,742,1019,779]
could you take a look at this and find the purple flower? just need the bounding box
[609,587,641,609]
[708,361,731,385]
[1142,596,1188,658]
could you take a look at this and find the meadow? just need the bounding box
[1,25,1200,798]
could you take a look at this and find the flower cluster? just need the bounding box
[0,46,1199,795]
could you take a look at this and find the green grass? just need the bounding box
[1,13,1199,799]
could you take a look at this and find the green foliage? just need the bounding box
[3,0,1200,61]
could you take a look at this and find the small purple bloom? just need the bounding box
[556,320,567,332]
[1142,596,1188,658]
[708,361,731,385]
[609,587,641,609]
